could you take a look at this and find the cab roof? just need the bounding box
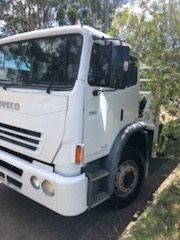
[0,25,109,45]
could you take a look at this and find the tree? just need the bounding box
[0,0,59,33]
[109,0,180,154]
[56,0,104,27]
[0,0,111,35]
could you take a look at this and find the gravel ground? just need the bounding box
[0,158,177,240]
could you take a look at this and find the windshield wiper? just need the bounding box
[3,82,19,90]
[3,75,24,90]
[46,74,58,94]
[0,78,16,90]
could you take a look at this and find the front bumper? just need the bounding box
[0,150,88,216]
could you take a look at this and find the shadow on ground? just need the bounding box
[0,158,178,240]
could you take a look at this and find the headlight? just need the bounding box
[30,176,40,189]
[42,180,55,197]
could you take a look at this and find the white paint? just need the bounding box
[0,150,87,216]
[0,25,147,216]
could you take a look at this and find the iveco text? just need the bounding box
[0,101,20,110]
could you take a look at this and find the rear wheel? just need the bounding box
[111,145,145,208]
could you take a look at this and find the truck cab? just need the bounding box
[0,26,153,216]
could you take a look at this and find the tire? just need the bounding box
[111,145,145,208]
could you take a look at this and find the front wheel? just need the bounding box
[111,145,145,208]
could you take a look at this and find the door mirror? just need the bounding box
[110,45,130,89]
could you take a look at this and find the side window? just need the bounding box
[88,43,111,87]
[127,56,138,87]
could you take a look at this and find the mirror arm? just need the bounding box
[92,36,122,46]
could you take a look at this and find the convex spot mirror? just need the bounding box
[110,45,130,89]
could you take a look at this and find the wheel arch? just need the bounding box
[107,121,150,195]
[126,131,148,163]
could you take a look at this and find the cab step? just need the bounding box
[85,157,111,209]
[91,191,110,208]
[91,168,109,182]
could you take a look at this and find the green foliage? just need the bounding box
[0,0,59,33]
[110,0,180,156]
[159,119,180,161]
[55,0,105,26]
[0,0,112,34]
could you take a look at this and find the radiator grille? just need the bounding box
[0,159,23,176]
[7,176,22,188]
[0,123,41,151]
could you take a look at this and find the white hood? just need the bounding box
[0,90,68,164]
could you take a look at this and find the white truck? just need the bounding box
[0,26,155,216]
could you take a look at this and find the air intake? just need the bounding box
[0,123,41,151]
[0,159,23,176]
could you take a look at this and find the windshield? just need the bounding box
[0,34,83,90]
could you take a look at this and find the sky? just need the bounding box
[0,20,5,27]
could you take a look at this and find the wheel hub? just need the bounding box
[115,160,139,197]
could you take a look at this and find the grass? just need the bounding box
[120,114,180,240]
[125,176,180,240]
